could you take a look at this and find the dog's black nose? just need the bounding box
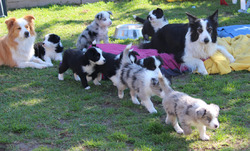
[204,38,209,44]
[103,59,106,63]
[42,42,45,45]
[24,31,29,38]
[214,124,218,128]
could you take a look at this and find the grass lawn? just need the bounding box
[0,0,249,150]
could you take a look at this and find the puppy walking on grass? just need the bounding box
[158,71,220,140]
[116,43,164,113]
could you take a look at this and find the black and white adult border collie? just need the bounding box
[58,44,106,89]
[141,10,235,75]
[133,8,168,41]
[34,33,63,66]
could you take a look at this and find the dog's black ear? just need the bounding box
[130,51,140,57]
[56,43,64,53]
[208,9,218,23]
[96,13,103,20]
[196,107,207,118]
[156,8,163,13]
[107,11,113,16]
[186,12,198,24]
[210,103,220,113]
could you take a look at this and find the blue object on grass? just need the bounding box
[217,25,250,38]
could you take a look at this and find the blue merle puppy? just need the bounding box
[76,11,112,50]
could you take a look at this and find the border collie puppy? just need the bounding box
[34,33,63,66]
[89,48,140,85]
[0,15,50,69]
[141,10,235,75]
[58,44,106,89]
[76,11,112,50]
[136,56,163,71]
[158,71,220,140]
[133,8,168,41]
[116,44,164,113]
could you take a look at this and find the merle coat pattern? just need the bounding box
[76,11,112,50]
[115,44,164,113]
[158,71,220,140]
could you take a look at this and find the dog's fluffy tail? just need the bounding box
[121,43,133,64]
[158,71,172,94]
[133,15,145,24]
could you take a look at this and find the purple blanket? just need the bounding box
[96,43,188,76]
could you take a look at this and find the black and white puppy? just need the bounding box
[89,48,140,85]
[141,10,235,75]
[58,44,106,89]
[34,33,63,66]
[136,56,163,71]
[76,11,112,50]
[133,8,168,41]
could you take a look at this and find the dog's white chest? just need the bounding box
[185,41,217,59]
[82,64,94,75]
[11,36,35,62]
[98,27,108,38]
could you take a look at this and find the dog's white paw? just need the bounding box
[94,82,101,86]
[118,91,124,99]
[148,108,157,114]
[132,15,136,18]
[74,74,81,81]
[58,74,64,80]
[176,129,184,134]
[198,69,208,75]
[229,56,236,63]
[85,86,90,90]
[93,79,101,85]
[200,134,210,141]
[132,97,140,105]
[47,63,53,67]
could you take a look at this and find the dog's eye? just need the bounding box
[17,27,21,30]
[25,25,29,29]
[197,28,203,33]
[206,117,211,123]
[207,27,212,33]
[102,18,107,21]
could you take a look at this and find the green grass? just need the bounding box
[0,0,249,150]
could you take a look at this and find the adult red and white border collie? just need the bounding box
[141,10,235,75]
[0,15,51,69]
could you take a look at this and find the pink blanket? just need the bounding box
[96,43,187,76]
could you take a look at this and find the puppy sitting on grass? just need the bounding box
[158,71,220,140]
